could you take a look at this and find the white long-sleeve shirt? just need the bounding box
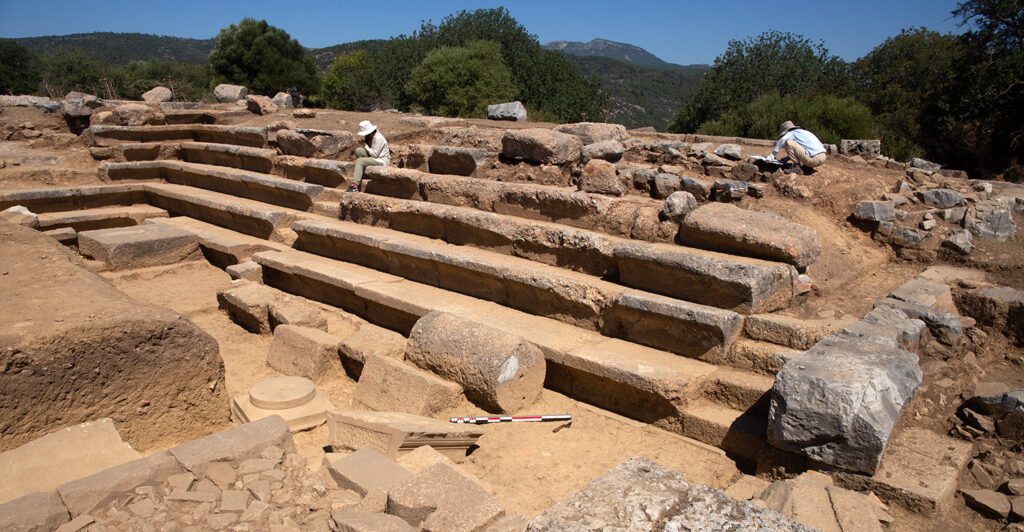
[365,131,391,166]
[771,128,826,158]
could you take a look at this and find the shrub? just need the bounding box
[405,40,516,117]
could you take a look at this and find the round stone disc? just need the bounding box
[249,376,317,410]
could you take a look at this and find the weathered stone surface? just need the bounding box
[768,334,922,474]
[276,129,315,157]
[678,202,821,268]
[487,101,527,121]
[310,133,354,158]
[339,325,407,366]
[231,376,333,431]
[961,489,1010,519]
[714,143,743,160]
[0,418,141,505]
[730,162,758,182]
[680,176,714,201]
[889,225,929,248]
[111,103,165,126]
[554,122,629,145]
[323,447,412,496]
[909,157,941,172]
[0,490,70,531]
[840,139,881,157]
[744,314,849,350]
[827,485,883,532]
[875,297,962,344]
[0,205,39,228]
[215,84,247,103]
[168,415,295,471]
[218,281,280,334]
[387,463,504,531]
[842,305,927,349]
[660,191,697,222]
[406,312,545,413]
[652,173,681,199]
[964,202,1017,241]
[327,411,483,461]
[578,159,624,196]
[852,201,896,222]
[268,296,327,331]
[246,95,278,115]
[272,91,293,108]
[141,86,172,103]
[352,355,463,416]
[333,508,416,532]
[917,189,964,209]
[529,457,810,531]
[78,223,201,270]
[942,229,974,255]
[581,140,624,162]
[606,292,743,357]
[267,324,342,381]
[970,390,1024,439]
[501,129,582,165]
[58,450,183,516]
[954,286,1024,344]
[428,146,494,176]
[759,473,841,532]
[712,179,748,201]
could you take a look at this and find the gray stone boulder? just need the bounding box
[714,143,743,160]
[501,128,582,165]
[678,202,821,268]
[768,334,923,474]
[528,457,812,531]
[581,140,624,162]
[246,95,278,115]
[651,173,681,199]
[61,91,103,118]
[942,229,974,255]
[271,92,293,108]
[842,305,927,349]
[875,297,962,344]
[578,159,624,196]
[852,201,896,222]
[276,129,315,158]
[141,86,172,103]
[680,176,714,201]
[428,146,495,176]
[215,84,247,103]
[840,139,881,157]
[406,312,545,414]
[964,202,1017,241]
[889,225,929,248]
[713,179,748,201]
[310,134,355,158]
[111,103,165,126]
[916,189,964,208]
[487,101,527,121]
[554,122,629,145]
[909,157,941,172]
[661,191,697,222]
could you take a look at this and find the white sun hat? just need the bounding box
[357,120,377,136]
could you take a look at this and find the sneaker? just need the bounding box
[346,183,359,192]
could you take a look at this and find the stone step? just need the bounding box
[334,193,797,314]
[142,182,303,241]
[679,400,767,462]
[104,161,325,211]
[179,142,277,173]
[250,247,722,426]
[290,218,742,359]
[701,367,775,416]
[704,338,802,376]
[271,156,354,188]
[146,216,290,268]
[0,184,149,214]
[83,124,267,148]
[36,204,169,232]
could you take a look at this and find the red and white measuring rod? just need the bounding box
[450,414,572,424]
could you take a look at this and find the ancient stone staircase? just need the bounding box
[0,121,835,464]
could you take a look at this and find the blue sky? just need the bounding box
[0,0,966,65]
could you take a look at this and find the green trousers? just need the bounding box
[352,147,383,185]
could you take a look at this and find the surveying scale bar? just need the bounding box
[450,414,572,424]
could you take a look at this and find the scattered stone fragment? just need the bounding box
[713,179,748,201]
[334,508,416,532]
[852,201,896,222]
[961,489,1010,519]
[246,95,278,115]
[660,191,697,222]
[0,205,39,228]
[909,157,941,172]
[942,229,974,255]
[205,462,237,490]
[964,202,1017,241]
[387,463,504,531]
[714,143,743,160]
[1008,479,1024,496]
[323,447,412,496]
[220,489,248,513]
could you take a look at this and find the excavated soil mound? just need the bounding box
[0,221,228,451]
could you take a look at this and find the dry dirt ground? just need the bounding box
[2,104,1024,529]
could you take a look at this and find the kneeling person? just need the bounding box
[769,120,826,173]
[349,120,390,192]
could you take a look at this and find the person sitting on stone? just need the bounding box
[768,120,826,174]
[348,120,390,192]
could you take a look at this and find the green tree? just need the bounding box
[405,40,516,117]
[668,31,844,133]
[38,49,121,98]
[209,18,318,96]
[320,51,388,111]
[0,39,40,95]
[698,92,876,146]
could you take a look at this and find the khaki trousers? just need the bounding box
[784,139,827,168]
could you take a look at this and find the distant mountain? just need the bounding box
[15,32,215,65]
[543,38,678,69]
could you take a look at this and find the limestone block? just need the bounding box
[428,146,495,176]
[0,205,39,228]
[338,325,407,366]
[226,260,263,282]
[852,201,896,222]
[842,305,927,349]
[965,202,1017,241]
[0,490,70,531]
[57,451,183,517]
[268,297,327,331]
[554,122,629,145]
[215,84,247,103]
[916,189,964,208]
[141,86,172,103]
[271,91,293,108]
[487,101,526,121]
[276,129,315,157]
[406,311,546,413]
[501,129,582,165]
[874,297,962,344]
[326,411,483,462]
[652,173,681,199]
[333,508,415,532]
[246,95,278,115]
[714,143,743,160]
[324,447,412,496]
[168,415,295,472]
[387,463,504,531]
[679,202,821,268]
[77,224,201,270]
[217,281,280,334]
[352,355,463,416]
[759,474,841,532]
[267,324,341,380]
[231,376,334,432]
[768,334,923,474]
[581,140,624,162]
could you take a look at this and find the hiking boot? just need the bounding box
[347,183,359,192]
[783,162,804,175]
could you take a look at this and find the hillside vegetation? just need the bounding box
[15,32,215,65]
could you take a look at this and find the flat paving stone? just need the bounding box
[78,223,201,270]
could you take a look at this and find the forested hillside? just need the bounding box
[15,32,215,65]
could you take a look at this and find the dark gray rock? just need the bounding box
[661,191,697,222]
[768,334,922,474]
[969,389,1024,439]
[652,173,681,199]
[428,146,494,176]
[649,141,689,154]
[625,167,658,192]
[713,180,748,202]
[840,139,881,157]
[581,140,624,162]
[852,201,896,222]
[961,489,1010,519]
[875,297,962,344]
[938,206,967,223]
[916,189,965,208]
[889,225,928,248]
[714,143,743,160]
[964,202,1017,241]
[680,176,713,201]
[730,163,758,182]
[703,153,731,167]
[487,101,526,121]
[889,278,950,308]
[842,305,927,349]
[527,457,812,531]
[909,157,941,172]
[942,229,974,255]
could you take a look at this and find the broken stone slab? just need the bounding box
[743,314,850,350]
[77,224,202,271]
[827,486,884,532]
[578,159,624,196]
[964,201,1017,241]
[890,277,954,310]
[713,179,748,201]
[395,445,495,495]
[428,146,495,176]
[215,84,247,103]
[724,475,771,501]
[267,324,342,381]
[387,462,505,531]
[406,311,545,414]
[0,418,141,505]
[217,280,282,334]
[554,122,629,145]
[842,305,928,349]
[501,129,582,165]
[268,296,327,330]
[852,201,896,222]
[168,415,296,472]
[0,490,71,531]
[714,143,743,160]
[768,334,923,474]
[759,472,842,532]
[962,489,1011,519]
[909,157,941,172]
[246,94,278,115]
[916,189,964,208]
[528,456,811,531]
[44,226,78,246]
[276,129,315,157]
[942,229,974,255]
[680,175,714,201]
[323,446,413,496]
[57,450,183,517]
[333,508,416,532]
[326,411,483,462]
[141,86,172,103]
[678,202,821,268]
[231,376,334,432]
[874,297,962,344]
[352,355,464,417]
[487,101,526,121]
[968,390,1024,439]
[338,325,407,368]
[0,205,39,228]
